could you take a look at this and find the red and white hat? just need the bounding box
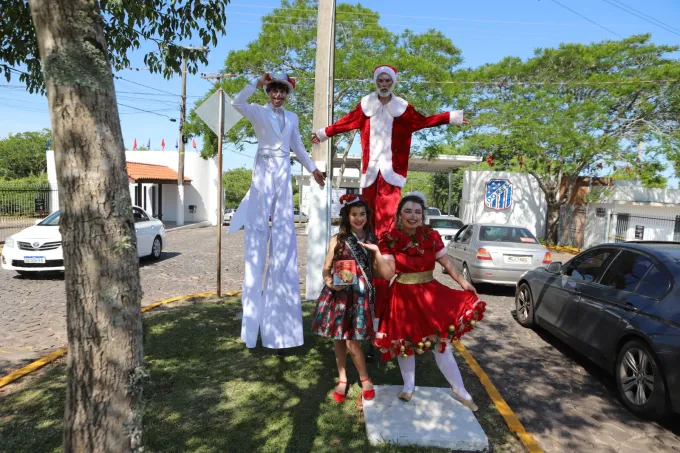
[373,65,397,84]
[339,193,362,207]
[264,71,296,93]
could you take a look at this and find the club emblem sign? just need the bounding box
[484,179,513,211]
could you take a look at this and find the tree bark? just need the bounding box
[28,1,145,452]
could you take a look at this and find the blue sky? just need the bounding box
[1,0,678,181]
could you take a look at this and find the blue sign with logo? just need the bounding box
[484,179,513,211]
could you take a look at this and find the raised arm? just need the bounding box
[230,83,259,122]
[313,103,364,143]
[290,116,317,173]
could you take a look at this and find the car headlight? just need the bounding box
[4,238,14,248]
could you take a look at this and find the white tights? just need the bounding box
[397,347,471,401]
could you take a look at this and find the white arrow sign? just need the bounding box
[195,90,243,136]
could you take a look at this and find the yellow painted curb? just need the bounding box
[453,341,544,453]
[0,290,241,389]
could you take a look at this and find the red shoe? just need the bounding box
[360,377,375,401]
[333,380,349,403]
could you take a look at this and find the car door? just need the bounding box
[574,250,664,365]
[450,225,474,272]
[133,207,153,257]
[535,247,619,339]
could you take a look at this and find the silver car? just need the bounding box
[447,223,552,285]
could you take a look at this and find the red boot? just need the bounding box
[333,381,349,403]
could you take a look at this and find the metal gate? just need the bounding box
[0,183,56,242]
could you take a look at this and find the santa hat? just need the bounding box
[339,193,362,207]
[264,71,296,94]
[373,65,397,84]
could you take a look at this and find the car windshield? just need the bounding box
[38,211,60,226]
[426,208,441,216]
[479,226,538,243]
[430,219,464,229]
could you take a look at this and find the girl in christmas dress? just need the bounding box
[361,192,486,410]
[312,194,378,403]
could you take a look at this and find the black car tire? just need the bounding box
[515,282,535,328]
[615,339,668,419]
[151,236,162,260]
[17,270,36,278]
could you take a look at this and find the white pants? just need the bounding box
[239,152,304,349]
[397,348,471,401]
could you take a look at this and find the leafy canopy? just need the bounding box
[188,0,468,158]
[1,0,228,93]
[0,129,51,179]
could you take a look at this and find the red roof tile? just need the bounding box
[126,162,192,183]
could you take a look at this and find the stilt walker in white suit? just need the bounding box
[230,72,326,351]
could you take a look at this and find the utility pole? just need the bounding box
[306,0,336,300]
[176,46,208,226]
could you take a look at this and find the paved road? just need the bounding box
[1,227,679,452]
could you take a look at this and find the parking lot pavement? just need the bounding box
[0,226,308,373]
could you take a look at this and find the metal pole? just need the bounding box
[216,89,224,297]
[177,57,187,226]
[448,170,452,215]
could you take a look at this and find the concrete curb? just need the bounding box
[546,245,580,255]
[0,290,241,389]
[165,220,212,232]
[453,340,544,453]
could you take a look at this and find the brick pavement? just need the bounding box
[2,228,679,452]
[0,227,307,373]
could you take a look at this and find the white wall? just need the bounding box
[47,150,219,225]
[461,171,547,238]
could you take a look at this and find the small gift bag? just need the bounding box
[333,260,358,286]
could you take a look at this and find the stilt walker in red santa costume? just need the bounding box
[312,65,469,323]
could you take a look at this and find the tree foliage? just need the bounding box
[455,35,680,240]
[222,167,252,208]
[0,129,51,179]
[1,0,228,93]
[188,0,468,159]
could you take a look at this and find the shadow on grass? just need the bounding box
[0,297,524,453]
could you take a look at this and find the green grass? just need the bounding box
[0,296,526,453]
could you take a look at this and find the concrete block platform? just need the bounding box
[363,385,488,451]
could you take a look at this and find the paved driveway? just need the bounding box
[1,229,679,452]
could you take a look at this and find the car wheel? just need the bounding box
[615,339,668,418]
[151,236,162,260]
[515,282,535,327]
[462,263,472,283]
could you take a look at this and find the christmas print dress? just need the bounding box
[376,226,486,359]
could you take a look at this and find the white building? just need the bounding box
[460,171,547,238]
[46,150,220,226]
[583,183,680,248]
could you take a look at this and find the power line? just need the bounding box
[600,0,680,38]
[549,0,623,38]
[228,2,634,27]
[610,0,680,33]
[117,102,176,120]
[114,76,178,96]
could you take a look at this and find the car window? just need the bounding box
[38,210,61,226]
[133,208,150,223]
[635,265,672,299]
[430,219,464,229]
[453,226,467,243]
[426,208,441,216]
[599,251,654,292]
[564,248,618,283]
[478,226,538,243]
[460,226,474,244]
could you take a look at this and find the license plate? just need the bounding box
[24,256,46,264]
[504,255,531,264]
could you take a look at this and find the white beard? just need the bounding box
[376,86,393,98]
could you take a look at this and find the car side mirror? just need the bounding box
[546,262,562,273]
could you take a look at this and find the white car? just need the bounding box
[293,209,309,223]
[1,206,166,276]
[428,215,464,247]
[223,208,235,223]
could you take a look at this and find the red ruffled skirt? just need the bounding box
[376,279,486,360]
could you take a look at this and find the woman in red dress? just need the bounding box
[361,192,486,410]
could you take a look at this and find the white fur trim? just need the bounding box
[435,248,447,259]
[382,254,395,261]
[374,66,397,84]
[378,169,407,188]
[315,127,329,142]
[360,92,408,118]
[449,110,464,126]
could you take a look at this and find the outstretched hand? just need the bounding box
[462,117,470,125]
[359,242,380,254]
[460,280,477,295]
[311,133,321,145]
[312,169,326,188]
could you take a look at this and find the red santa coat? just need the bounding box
[316,92,464,188]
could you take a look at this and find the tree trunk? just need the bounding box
[28,1,145,452]
[545,201,560,245]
